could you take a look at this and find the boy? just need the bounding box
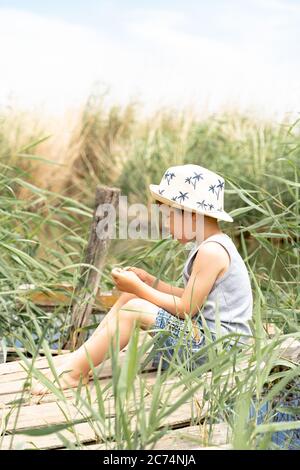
[32,164,253,394]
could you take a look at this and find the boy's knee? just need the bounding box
[117,299,157,330]
[119,298,144,320]
[119,292,137,303]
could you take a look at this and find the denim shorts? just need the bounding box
[148,307,217,371]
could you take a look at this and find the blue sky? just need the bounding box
[2,0,299,51]
[0,0,299,116]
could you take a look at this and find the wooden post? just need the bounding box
[65,185,120,350]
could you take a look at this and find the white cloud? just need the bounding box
[0,9,117,112]
[0,6,299,118]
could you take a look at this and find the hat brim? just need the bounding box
[149,184,234,223]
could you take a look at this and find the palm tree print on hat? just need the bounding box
[215,179,225,200]
[158,189,165,195]
[193,171,203,183]
[185,172,203,190]
[164,171,176,185]
[207,203,214,210]
[208,184,216,196]
[171,196,178,201]
[197,199,207,210]
[177,191,189,203]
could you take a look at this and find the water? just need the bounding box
[250,382,300,450]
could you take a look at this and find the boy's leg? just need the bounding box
[92,292,137,336]
[49,292,137,366]
[65,298,158,376]
[31,298,158,394]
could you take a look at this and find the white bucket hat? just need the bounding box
[149,164,233,223]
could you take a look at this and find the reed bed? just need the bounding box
[0,99,299,449]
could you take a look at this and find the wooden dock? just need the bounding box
[2,187,298,450]
[0,333,299,450]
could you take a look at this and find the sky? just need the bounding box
[0,0,299,117]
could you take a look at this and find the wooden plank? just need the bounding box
[0,354,70,376]
[1,339,298,450]
[0,331,148,378]
[17,285,120,310]
[0,393,207,450]
[0,355,265,448]
[277,336,300,363]
[0,371,205,433]
[0,367,157,406]
[0,384,233,450]
[82,423,231,450]
[84,443,232,450]
[0,406,232,450]
[2,332,297,382]
[0,358,78,385]
[0,359,243,408]
[1,335,299,404]
[0,334,255,403]
[198,445,232,450]
[1,335,299,450]
[2,347,70,359]
[0,349,251,406]
[0,376,200,432]
[1,420,102,450]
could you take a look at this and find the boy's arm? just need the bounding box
[135,243,228,319]
[126,267,184,297]
[147,275,184,297]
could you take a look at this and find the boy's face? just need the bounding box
[156,201,205,243]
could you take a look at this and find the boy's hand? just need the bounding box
[111,268,143,294]
[123,266,151,284]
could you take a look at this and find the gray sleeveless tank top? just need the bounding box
[182,233,253,343]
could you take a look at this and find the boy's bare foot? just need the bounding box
[31,362,90,395]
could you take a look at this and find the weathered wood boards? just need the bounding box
[17,285,120,310]
[0,334,299,450]
[0,404,232,450]
[81,424,232,450]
